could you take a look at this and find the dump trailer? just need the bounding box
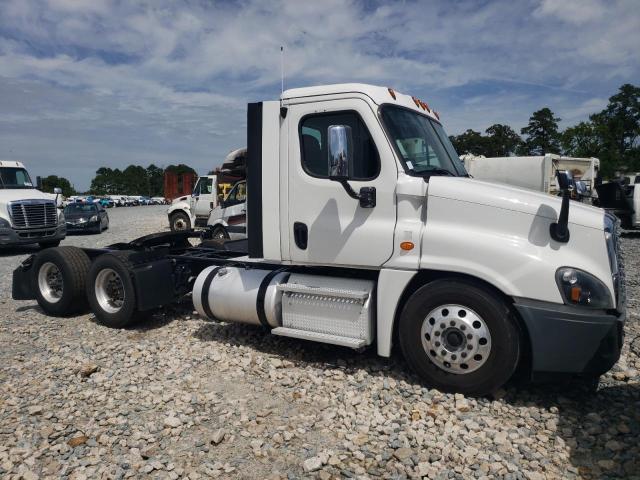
[12,84,625,396]
[461,154,600,198]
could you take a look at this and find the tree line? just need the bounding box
[449,83,639,178]
[41,164,197,197]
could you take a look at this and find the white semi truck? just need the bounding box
[0,160,66,248]
[12,84,625,395]
[461,154,600,199]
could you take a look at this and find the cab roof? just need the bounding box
[0,160,26,168]
[281,83,440,121]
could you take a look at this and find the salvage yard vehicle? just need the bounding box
[0,160,66,248]
[167,148,246,231]
[461,154,601,200]
[12,84,625,396]
[206,180,247,240]
[595,174,640,229]
[63,202,109,234]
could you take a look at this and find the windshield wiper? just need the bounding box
[421,168,456,177]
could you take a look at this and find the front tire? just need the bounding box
[86,252,141,328]
[32,247,91,316]
[211,225,229,240]
[399,279,520,396]
[170,212,191,232]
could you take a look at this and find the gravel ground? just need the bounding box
[0,205,639,480]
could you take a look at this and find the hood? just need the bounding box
[428,177,604,230]
[172,195,190,204]
[0,188,53,204]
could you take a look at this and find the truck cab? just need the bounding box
[0,160,66,248]
[167,175,218,231]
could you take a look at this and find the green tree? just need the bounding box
[41,175,75,197]
[449,129,489,156]
[484,124,523,156]
[146,164,164,197]
[521,108,561,155]
[590,84,640,175]
[561,121,602,158]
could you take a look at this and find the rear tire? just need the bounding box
[32,246,91,316]
[170,212,191,232]
[86,252,142,328]
[398,279,520,396]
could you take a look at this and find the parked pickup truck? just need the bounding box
[12,84,625,396]
[0,160,66,248]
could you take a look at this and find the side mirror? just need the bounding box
[54,187,62,195]
[328,125,353,180]
[556,170,573,192]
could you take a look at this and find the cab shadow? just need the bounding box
[192,321,639,478]
[0,245,40,257]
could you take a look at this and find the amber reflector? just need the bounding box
[388,88,396,100]
[400,241,415,251]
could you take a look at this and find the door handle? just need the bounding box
[293,222,308,250]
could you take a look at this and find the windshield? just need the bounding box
[380,105,467,177]
[0,167,34,189]
[64,204,97,214]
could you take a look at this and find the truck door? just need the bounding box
[287,98,397,266]
[192,177,215,221]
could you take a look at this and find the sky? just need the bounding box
[1,0,639,191]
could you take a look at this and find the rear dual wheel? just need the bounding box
[86,252,142,328]
[33,247,91,316]
[399,279,520,396]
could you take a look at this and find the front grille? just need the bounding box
[9,201,57,229]
[606,213,625,313]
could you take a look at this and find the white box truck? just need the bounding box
[0,160,66,248]
[13,84,625,396]
[461,154,600,198]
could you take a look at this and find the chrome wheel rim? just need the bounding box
[421,304,491,374]
[38,262,63,303]
[95,268,125,314]
[173,218,187,230]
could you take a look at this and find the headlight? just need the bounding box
[556,267,613,309]
[90,215,98,222]
[0,217,10,228]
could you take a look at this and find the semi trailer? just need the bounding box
[12,84,625,395]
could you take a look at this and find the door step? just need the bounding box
[277,283,369,301]
[271,327,366,349]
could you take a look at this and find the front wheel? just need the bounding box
[210,225,229,240]
[170,212,191,232]
[398,279,520,396]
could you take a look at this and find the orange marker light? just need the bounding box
[388,88,396,100]
[423,102,430,111]
[570,286,581,302]
[400,241,415,251]
[412,96,421,107]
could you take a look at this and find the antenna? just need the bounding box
[280,45,284,94]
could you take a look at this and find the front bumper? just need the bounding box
[0,225,66,246]
[514,298,624,377]
[66,220,99,232]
